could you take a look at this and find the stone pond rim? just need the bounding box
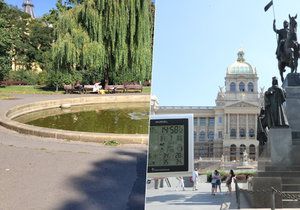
[0,95,150,145]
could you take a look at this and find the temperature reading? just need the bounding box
[148,125,185,167]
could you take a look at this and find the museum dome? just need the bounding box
[227,49,256,75]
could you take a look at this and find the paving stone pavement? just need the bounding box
[0,94,147,210]
[145,177,245,210]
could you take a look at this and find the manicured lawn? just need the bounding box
[0,85,64,95]
[142,86,151,94]
[0,85,151,96]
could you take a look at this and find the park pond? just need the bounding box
[13,103,149,134]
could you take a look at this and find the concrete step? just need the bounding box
[282,178,300,184]
[283,200,300,208]
[282,184,300,191]
[257,171,300,177]
[265,166,300,171]
[292,131,300,140]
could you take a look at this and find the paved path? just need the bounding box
[145,177,245,210]
[0,94,147,210]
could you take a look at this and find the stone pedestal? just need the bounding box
[251,74,300,208]
[283,73,300,131]
[269,128,292,166]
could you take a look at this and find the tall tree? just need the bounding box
[52,0,154,84]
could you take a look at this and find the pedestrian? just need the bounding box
[226,169,235,194]
[176,176,185,191]
[211,170,221,195]
[192,168,199,190]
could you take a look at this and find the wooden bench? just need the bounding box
[104,85,125,93]
[63,84,84,94]
[125,84,143,92]
[83,85,94,94]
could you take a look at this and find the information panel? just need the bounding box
[147,114,194,177]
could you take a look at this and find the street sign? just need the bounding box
[147,114,194,177]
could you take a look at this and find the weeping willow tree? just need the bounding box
[52,0,154,85]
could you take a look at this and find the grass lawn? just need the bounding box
[142,86,151,94]
[0,85,64,95]
[0,85,151,97]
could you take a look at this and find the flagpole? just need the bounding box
[272,0,278,40]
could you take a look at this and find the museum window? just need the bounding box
[230,144,237,161]
[240,144,246,156]
[248,82,254,92]
[240,128,246,138]
[199,131,206,141]
[200,117,206,126]
[218,116,222,124]
[249,128,255,138]
[230,82,236,92]
[230,128,236,138]
[208,131,214,140]
[249,144,256,160]
[218,131,223,139]
[239,82,245,92]
[194,117,198,126]
[209,117,215,126]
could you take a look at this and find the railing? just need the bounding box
[234,180,300,209]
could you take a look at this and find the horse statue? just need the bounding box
[278,14,300,82]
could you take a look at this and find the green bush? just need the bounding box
[8,69,39,85]
[46,71,83,88]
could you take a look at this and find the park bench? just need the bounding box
[104,85,125,93]
[83,85,94,94]
[124,84,143,92]
[63,84,84,94]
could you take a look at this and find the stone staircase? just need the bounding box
[256,131,300,208]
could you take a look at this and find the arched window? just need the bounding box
[240,128,246,138]
[208,131,214,140]
[239,82,245,92]
[240,144,246,156]
[230,128,236,138]
[230,144,237,161]
[248,82,254,92]
[249,129,255,138]
[249,144,256,160]
[230,82,236,92]
[199,131,205,141]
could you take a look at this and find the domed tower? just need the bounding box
[22,0,35,19]
[216,49,259,106]
[215,49,260,161]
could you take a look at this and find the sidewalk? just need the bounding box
[145,177,245,210]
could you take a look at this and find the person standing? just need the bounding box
[192,168,199,190]
[211,170,221,195]
[176,176,185,191]
[226,169,235,194]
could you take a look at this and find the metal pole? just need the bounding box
[271,188,276,210]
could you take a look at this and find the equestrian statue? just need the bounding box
[274,14,300,82]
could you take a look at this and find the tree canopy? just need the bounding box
[52,0,155,84]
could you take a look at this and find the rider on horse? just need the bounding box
[273,20,289,59]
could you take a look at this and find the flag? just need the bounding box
[264,0,273,12]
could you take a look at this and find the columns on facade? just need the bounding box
[227,113,230,136]
[237,114,239,138]
[246,114,249,140]
[254,113,257,139]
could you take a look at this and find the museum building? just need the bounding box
[155,50,263,161]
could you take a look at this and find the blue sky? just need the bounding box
[5,0,56,17]
[151,0,300,106]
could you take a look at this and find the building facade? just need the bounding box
[155,50,263,161]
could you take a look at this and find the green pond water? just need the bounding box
[14,103,149,134]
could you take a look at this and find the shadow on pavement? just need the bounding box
[56,150,147,210]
